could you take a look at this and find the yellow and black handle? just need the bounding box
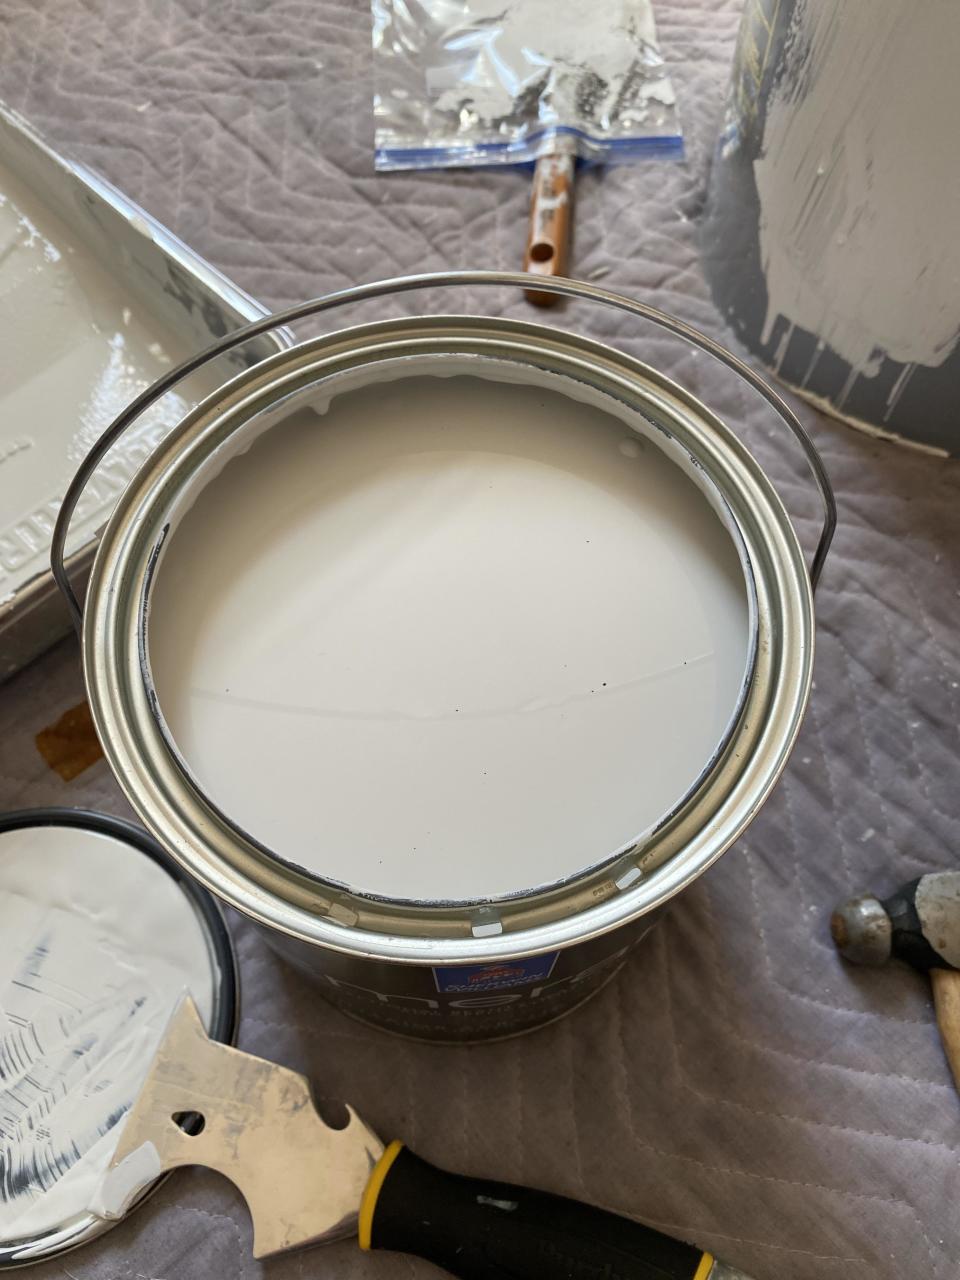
[360,1141,734,1280]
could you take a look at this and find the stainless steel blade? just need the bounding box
[95,995,384,1258]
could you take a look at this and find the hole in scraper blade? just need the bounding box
[172,1111,206,1135]
[529,241,554,263]
[315,1096,350,1130]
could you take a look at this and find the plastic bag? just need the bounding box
[371,0,683,171]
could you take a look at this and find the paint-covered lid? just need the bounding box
[0,809,238,1266]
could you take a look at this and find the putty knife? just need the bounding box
[97,997,753,1279]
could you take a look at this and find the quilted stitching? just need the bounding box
[0,2,958,1277]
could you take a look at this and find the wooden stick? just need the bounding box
[523,150,575,307]
[931,967,960,1095]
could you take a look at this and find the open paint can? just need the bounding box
[52,273,834,1042]
[0,809,237,1265]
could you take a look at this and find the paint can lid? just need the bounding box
[0,809,238,1266]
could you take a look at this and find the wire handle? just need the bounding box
[51,271,836,631]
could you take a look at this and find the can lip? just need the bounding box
[83,316,815,965]
[0,807,239,1266]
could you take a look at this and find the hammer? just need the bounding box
[832,872,960,1091]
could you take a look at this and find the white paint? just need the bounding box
[89,1140,162,1222]
[755,0,960,374]
[148,366,750,902]
[0,163,191,602]
[776,375,950,460]
[0,825,214,1239]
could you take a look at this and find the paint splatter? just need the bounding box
[0,936,157,1216]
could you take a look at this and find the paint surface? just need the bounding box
[0,825,214,1239]
[0,164,191,603]
[755,0,960,383]
[148,371,750,901]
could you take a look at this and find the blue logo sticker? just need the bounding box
[433,952,559,994]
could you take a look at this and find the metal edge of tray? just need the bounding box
[0,100,292,681]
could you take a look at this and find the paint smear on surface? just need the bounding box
[755,0,960,377]
[0,164,192,605]
[0,825,214,1240]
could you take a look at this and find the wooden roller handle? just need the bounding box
[931,967,960,1095]
[523,150,575,307]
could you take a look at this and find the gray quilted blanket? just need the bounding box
[0,2,957,1278]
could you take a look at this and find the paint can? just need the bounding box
[52,273,834,1043]
[0,808,238,1266]
[702,0,960,456]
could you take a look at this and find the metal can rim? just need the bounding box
[82,316,814,965]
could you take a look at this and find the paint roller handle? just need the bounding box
[52,272,835,631]
[360,1143,753,1280]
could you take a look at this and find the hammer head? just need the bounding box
[830,895,893,966]
[832,872,960,973]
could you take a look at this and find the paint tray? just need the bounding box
[0,103,288,681]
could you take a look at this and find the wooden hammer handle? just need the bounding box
[931,967,960,1095]
[523,150,575,307]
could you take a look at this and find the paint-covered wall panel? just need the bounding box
[703,0,960,455]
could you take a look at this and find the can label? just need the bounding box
[432,952,559,994]
[264,912,662,1041]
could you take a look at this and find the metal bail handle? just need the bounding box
[51,271,836,631]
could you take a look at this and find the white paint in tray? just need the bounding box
[0,825,214,1238]
[0,167,191,603]
[147,368,751,902]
